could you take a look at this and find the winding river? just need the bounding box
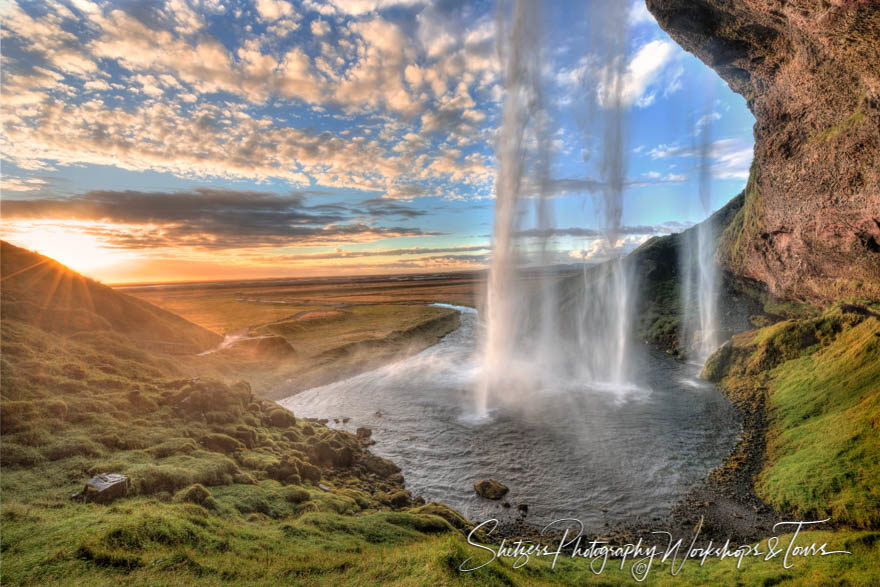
[280,305,739,529]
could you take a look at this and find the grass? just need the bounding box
[703,302,880,528]
[758,307,880,527]
[4,242,879,584]
[118,274,470,397]
[718,162,764,275]
[4,495,878,585]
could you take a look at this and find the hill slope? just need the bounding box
[1,241,221,353]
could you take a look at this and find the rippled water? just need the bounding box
[280,307,739,529]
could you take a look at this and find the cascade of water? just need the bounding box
[478,0,637,415]
[477,0,543,416]
[681,97,720,363]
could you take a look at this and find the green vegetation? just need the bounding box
[810,109,866,143]
[718,164,764,274]
[703,302,880,528]
[3,242,879,584]
[122,270,468,398]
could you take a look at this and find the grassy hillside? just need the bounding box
[2,246,878,585]
[703,302,880,528]
[1,242,221,353]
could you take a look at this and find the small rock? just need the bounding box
[342,417,350,423]
[374,410,383,418]
[356,427,373,440]
[516,503,529,514]
[501,501,511,509]
[474,479,509,500]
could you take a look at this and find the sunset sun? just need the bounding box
[6,223,128,274]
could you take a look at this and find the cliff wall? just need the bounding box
[647,0,880,304]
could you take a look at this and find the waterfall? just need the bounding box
[477,0,543,416]
[477,0,637,416]
[680,97,720,363]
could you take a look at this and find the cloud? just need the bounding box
[1,188,437,249]
[327,0,425,16]
[0,1,499,200]
[310,19,330,36]
[568,234,651,262]
[597,40,680,108]
[648,137,753,180]
[255,0,296,22]
[628,1,656,26]
[1,177,48,192]
[515,223,678,239]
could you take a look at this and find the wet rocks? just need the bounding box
[474,479,509,500]
[356,427,372,441]
[72,473,129,504]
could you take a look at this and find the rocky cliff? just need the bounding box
[647,0,880,305]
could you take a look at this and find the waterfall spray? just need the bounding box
[479,0,641,415]
[478,0,544,415]
[681,96,720,362]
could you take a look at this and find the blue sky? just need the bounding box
[0,0,754,283]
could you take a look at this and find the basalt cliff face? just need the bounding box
[647,0,880,305]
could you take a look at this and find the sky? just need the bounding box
[0,0,755,284]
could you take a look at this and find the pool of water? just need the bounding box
[280,307,739,529]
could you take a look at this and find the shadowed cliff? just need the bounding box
[647,0,880,305]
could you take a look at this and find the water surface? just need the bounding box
[280,307,739,529]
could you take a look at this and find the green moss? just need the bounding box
[719,162,763,270]
[709,305,880,528]
[810,109,866,143]
[758,312,880,527]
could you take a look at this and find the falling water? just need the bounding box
[477,0,543,416]
[479,0,637,415]
[681,98,720,362]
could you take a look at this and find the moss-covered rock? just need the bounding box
[474,479,508,500]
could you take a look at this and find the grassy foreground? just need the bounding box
[3,242,879,584]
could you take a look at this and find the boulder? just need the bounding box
[474,479,509,500]
[265,408,296,428]
[72,473,129,504]
[363,455,400,477]
[389,490,411,507]
[356,427,372,440]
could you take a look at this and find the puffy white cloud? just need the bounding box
[597,40,680,108]
[255,0,296,22]
[327,0,424,16]
[648,137,753,180]
[310,19,330,36]
[628,1,656,26]
[1,177,48,192]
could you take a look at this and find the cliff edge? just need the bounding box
[647,0,880,304]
